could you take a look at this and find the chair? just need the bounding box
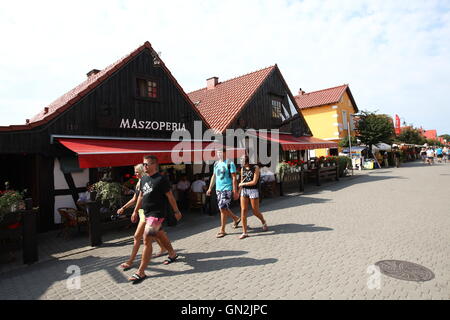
[57,207,88,238]
[189,192,205,211]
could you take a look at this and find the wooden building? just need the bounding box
[0,41,221,232]
[188,65,338,164]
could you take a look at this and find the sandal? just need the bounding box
[216,232,227,238]
[128,273,147,283]
[232,218,241,229]
[120,262,133,271]
[163,255,179,265]
[262,223,268,232]
[239,233,249,239]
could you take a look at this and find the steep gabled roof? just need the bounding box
[294,84,359,112]
[187,65,276,133]
[0,41,207,131]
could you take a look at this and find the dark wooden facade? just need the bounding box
[230,68,311,135]
[0,47,207,232]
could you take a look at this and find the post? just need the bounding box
[86,193,102,247]
[316,167,321,186]
[299,171,304,192]
[22,208,38,265]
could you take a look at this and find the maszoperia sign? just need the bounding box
[119,118,186,131]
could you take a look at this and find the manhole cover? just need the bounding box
[375,260,435,282]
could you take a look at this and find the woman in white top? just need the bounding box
[117,164,166,270]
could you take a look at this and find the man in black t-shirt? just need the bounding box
[129,155,182,283]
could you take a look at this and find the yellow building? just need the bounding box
[294,84,359,157]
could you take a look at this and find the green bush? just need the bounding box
[336,156,351,177]
[92,181,123,209]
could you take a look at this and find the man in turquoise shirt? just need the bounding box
[207,148,241,238]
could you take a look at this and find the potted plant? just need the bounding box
[0,188,25,225]
[318,156,325,167]
[91,181,123,212]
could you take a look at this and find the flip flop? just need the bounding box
[262,223,268,232]
[128,273,147,284]
[232,218,241,229]
[120,262,133,271]
[239,233,249,239]
[163,255,179,265]
[216,232,227,238]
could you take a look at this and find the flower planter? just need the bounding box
[0,211,22,253]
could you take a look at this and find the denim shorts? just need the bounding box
[216,190,232,209]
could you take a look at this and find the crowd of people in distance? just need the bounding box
[420,146,449,165]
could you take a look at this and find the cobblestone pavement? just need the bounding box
[0,161,449,300]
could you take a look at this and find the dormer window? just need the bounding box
[272,100,282,119]
[136,78,158,98]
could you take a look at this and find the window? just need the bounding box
[136,78,158,98]
[272,100,282,119]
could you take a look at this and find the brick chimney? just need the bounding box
[207,77,219,90]
[298,88,305,95]
[87,69,101,78]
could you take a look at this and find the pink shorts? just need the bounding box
[144,217,165,236]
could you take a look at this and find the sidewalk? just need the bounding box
[3,162,447,300]
[0,169,369,276]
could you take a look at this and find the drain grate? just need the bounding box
[375,260,435,282]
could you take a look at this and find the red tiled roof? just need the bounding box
[424,130,437,140]
[0,41,206,132]
[187,66,276,133]
[294,84,358,111]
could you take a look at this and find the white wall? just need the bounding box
[53,159,89,224]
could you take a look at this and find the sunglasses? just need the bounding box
[143,162,156,167]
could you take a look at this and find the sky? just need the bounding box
[1,0,449,134]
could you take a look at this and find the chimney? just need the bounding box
[44,107,49,114]
[298,88,305,95]
[86,69,101,78]
[207,77,219,90]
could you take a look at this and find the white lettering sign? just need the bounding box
[119,118,186,131]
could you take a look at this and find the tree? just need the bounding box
[339,135,358,148]
[355,110,395,157]
[397,127,426,145]
[439,134,450,142]
[426,139,443,147]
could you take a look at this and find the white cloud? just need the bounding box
[0,0,449,134]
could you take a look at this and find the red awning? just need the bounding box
[57,138,244,168]
[255,132,338,151]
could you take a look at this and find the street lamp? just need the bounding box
[348,113,357,175]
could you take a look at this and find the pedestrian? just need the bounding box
[117,164,167,271]
[436,146,443,163]
[238,155,268,239]
[206,147,241,238]
[443,146,449,163]
[426,147,434,165]
[128,155,182,283]
[420,147,427,164]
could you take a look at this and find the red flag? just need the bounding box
[395,114,401,135]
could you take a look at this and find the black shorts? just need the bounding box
[437,154,443,158]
